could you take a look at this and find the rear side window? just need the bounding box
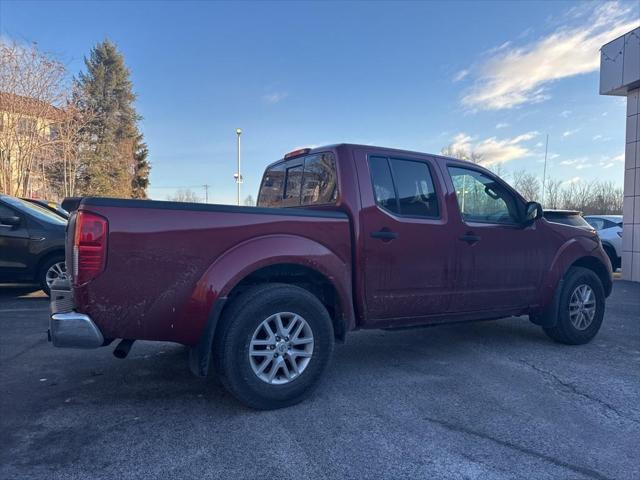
[301,154,338,204]
[257,152,338,207]
[257,163,285,207]
[547,213,591,228]
[369,156,439,218]
[586,218,617,230]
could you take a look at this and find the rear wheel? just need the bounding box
[39,256,66,296]
[213,283,334,409]
[543,267,605,345]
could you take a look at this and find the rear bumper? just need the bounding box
[49,312,104,348]
[48,277,104,348]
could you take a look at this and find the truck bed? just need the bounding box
[68,197,351,345]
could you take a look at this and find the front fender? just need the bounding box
[537,236,607,311]
[178,234,353,346]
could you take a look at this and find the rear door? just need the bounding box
[355,149,456,324]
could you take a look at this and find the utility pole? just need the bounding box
[541,134,549,206]
[203,184,209,203]
[234,128,242,205]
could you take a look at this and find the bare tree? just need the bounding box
[0,40,67,196]
[512,170,540,202]
[588,181,623,214]
[243,195,255,206]
[543,178,562,209]
[441,143,483,164]
[169,189,201,203]
[45,86,97,198]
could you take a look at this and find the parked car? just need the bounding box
[584,215,623,270]
[0,195,67,295]
[22,198,70,220]
[48,144,612,409]
[543,209,593,230]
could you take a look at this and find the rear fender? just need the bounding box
[181,234,353,346]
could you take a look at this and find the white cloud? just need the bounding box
[560,157,592,169]
[448,131,538,165]
[262,92,288,104]
[562,176,581,185]
[592,134,612,142]
[453,69,470,82]
[562,128,580,137]
[560,110,572,118]
[612,153,624,162]
[460,2,639,111]
[495,122,509,129]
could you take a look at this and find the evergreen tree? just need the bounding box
[131,134,150,198]
[76,40,149,197]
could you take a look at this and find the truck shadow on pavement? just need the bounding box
[55,316,550,412]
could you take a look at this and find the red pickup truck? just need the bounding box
[50,144,612,409]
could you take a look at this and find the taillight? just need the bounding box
[73,211,108,286]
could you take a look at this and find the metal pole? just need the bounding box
[236,128,242,205]
[541,134,549,206]
[203,184,209,203]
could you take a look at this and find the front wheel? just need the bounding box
[213,283,334,409]
[543,266,605,345]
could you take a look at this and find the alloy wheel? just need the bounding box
[45,261,67,289]
[249,312,314,385]
[568,284,596,330]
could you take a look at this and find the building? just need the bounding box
[600,27,640,282]
[0,91,61,198]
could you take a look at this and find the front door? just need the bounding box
[356,150,457,325]
[445,165,546,313]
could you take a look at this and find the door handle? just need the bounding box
[459,233,481,244]
[371,229,399,241]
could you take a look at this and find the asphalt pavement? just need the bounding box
[1,281,639,480]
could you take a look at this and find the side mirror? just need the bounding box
[523,201,543,225]
[0,216,21,227]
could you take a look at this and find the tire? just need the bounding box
[213,283,334,410]
[39,256,67,296]
[543,266,605,345]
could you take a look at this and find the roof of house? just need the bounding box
[0,91,62,120]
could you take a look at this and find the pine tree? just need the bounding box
[131,134,150,198]
[76,40,149,197]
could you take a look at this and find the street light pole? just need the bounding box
[235,128,242,205]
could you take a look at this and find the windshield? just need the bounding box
[2,197,67,226]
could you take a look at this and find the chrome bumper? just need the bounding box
[48,277,104,348]
[50,312,104,348]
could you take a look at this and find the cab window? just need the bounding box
[448,166,520,225]
[369,156,439,218]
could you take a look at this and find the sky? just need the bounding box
[1,0,638,203]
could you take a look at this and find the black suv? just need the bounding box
[0,195,67,295]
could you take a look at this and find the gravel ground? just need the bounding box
[1,281,639,480]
